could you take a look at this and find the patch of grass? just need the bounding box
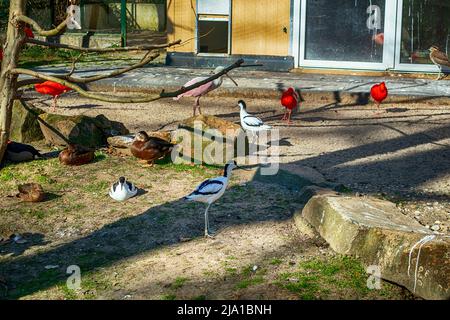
[82,180,109,194]
[171,277,188,290]
[162,294,177,300]
[225,267,238,275]
[278,256,371,300]
[336,185,353,194]
[270,258,283,266]
[94,151,107,162]
[193,295,206,300]
[235,276,264,289]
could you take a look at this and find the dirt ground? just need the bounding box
[1,90,448,300]
[29,91,450,233]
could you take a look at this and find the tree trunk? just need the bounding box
[0,0,26,162]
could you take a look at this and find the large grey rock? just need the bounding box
[301,195,450,300]
[173,115,248,165]
[38,113,129,148]
[10,100,44,143]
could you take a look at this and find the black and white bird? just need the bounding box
[184,160,238,238]
[6,140,43,162]
[109,177,138,202]
[237,100,271,143]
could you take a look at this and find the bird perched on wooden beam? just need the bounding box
[184,160,239,238]
[174,66,238,116]
[429,46,450,80]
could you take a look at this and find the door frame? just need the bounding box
[195,0,232,56]
[393,0,440,72]
[294,0,397,70]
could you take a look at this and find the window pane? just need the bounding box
[198,20,229,53]
[198,0,230,15]
[400,0,450,64]
[305,0,385,63]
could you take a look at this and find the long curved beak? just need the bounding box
[226,74,238,86]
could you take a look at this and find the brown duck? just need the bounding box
[130,131,175,166]
[59,144,95,166]
[17,183,45,202]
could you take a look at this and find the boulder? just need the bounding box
[10,100,44,143]
[173,115,248,165]
[38,113,129,148]
[301,195,450,300]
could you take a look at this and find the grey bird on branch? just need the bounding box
[429,46,450,80]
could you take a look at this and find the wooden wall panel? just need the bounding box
[167,0,196,52]
[231,0,290,56]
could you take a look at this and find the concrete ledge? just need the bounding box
[301,195,450,300]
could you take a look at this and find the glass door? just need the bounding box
[395,0,450,72]
[299,0,397,70]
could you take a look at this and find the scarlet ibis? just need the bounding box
[0,48,3,61]
[174,66,238,116]
[24,26,34,38]
[34,81,72,111]
[372,33,384,46]
[370,82,388,111]
[280,87,300,124]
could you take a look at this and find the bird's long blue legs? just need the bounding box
[204,203,213,238]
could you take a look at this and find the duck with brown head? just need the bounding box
[130,131,175,167]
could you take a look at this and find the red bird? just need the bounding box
[370,82,388,110]
[35,81,72,111]
[24,26,34,38]
[280,87,300,124]
[0,48,3,61]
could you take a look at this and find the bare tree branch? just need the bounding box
[10,59,245,103]
[63,51,160,84]
[65,53,85,77]
[26,38,182,53]
[16,51,160,87]
[15,15,69,37]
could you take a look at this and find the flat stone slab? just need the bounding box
[301,195,450,300]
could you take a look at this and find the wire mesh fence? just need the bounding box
[0,0,167,45]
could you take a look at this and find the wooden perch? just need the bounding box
[15,15,69,37]
[11,59,245,103]
[26,38,182,53]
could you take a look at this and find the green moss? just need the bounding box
[162,294,177,300]
[278,256,372,300]
[171,277,188,290]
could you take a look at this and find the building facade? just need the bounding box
[166,0,450,73]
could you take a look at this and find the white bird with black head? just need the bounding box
[238,100,272,143]
[184,160,239,238]
[109,177,138,202]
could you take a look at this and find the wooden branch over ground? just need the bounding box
[11,59,245,103]
[26,38,182,53]
[15,15,69,37]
